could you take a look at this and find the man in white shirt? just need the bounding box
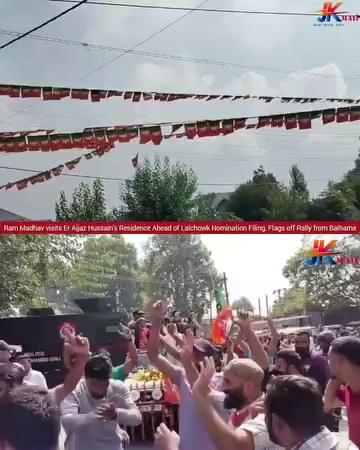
[61,354,142,450]
[16,354,48,388]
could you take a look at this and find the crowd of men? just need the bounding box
[0,304,359,450]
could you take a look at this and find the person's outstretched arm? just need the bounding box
[51,333,89,405]
[192,357,254,450]
[238,317,269,370]
[123,339,138,376]
[266,316,279,353]
[147,301,182,383]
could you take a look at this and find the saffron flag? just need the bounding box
[212,288,231,344]
[211,307,232,345]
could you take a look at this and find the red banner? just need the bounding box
[0,222,358,234]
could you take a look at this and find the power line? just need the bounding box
[0,0,88,51]
[73,0,211,84]
[0,0,210,123]
[0,28,357,82]
[42,1,348,17]
[0,164,359,187]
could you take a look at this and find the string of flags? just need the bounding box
[0,82,359,105]
[1,105,360,154]
[0,144,114,192]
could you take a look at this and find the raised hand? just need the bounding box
[180,332,195,364]
[192,356,216,397]
[238,312,252,329]
[151,301,168,321]
[63,333,90,369]
[155,423,180,450]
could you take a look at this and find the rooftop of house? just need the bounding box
[0,208,29,221]
[212,192,232,208]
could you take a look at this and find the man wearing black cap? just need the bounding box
[148,301,228,450]
[324,336,360,448]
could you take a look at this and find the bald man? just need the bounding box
[191,358,283,450]
[223,359,265,428]
[156,358,282,450]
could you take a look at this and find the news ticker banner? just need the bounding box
[0,222,359,235]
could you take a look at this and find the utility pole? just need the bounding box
[258,297,262,318]
[222,272,229,305]
[265,294,269,316]
[209,275,216,322]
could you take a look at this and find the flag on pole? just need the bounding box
[212,287,231,344]
[211,307,232,345]
[215,288,227,312]
[132,153,139,168]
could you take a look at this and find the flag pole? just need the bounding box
[222,272,229,305]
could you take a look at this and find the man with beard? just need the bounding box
[324,336,360,448]
[155,359,338,450]
[148,301,229,450]
[156,357,280,450]
[294,331,329,392]
[61,354,142,450]
[272,349,303,376]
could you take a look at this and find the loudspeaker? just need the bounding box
[27,307,55,316]
[73,297,116,313]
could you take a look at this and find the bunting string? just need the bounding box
[0,83,359,105]
[0,106,359,154]
[0,144,114,192]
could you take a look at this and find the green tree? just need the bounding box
[283,235,360,312]
[289,165,309,200]
[306,182,355,221]
[226,166,282,220]
[69,236,143,311]
[142,235,219,316]
[232,296,254,312]
[0,236,80,315]
[272,288,308,317]
[114,155,200,221]
[226,165,310,221]
[55,179,111,221]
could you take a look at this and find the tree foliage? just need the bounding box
[55,179,111,221]
[272,288,308,317]
[225,155,360,221]
[0,236,80,315]
[53,150,360,222]
[232,296,254,312]
[283,236,360,312]
[69,236,143,311]
[142,235,219,316]
[115,155,200,221]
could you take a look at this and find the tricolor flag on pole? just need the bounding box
[212,288,232,345]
